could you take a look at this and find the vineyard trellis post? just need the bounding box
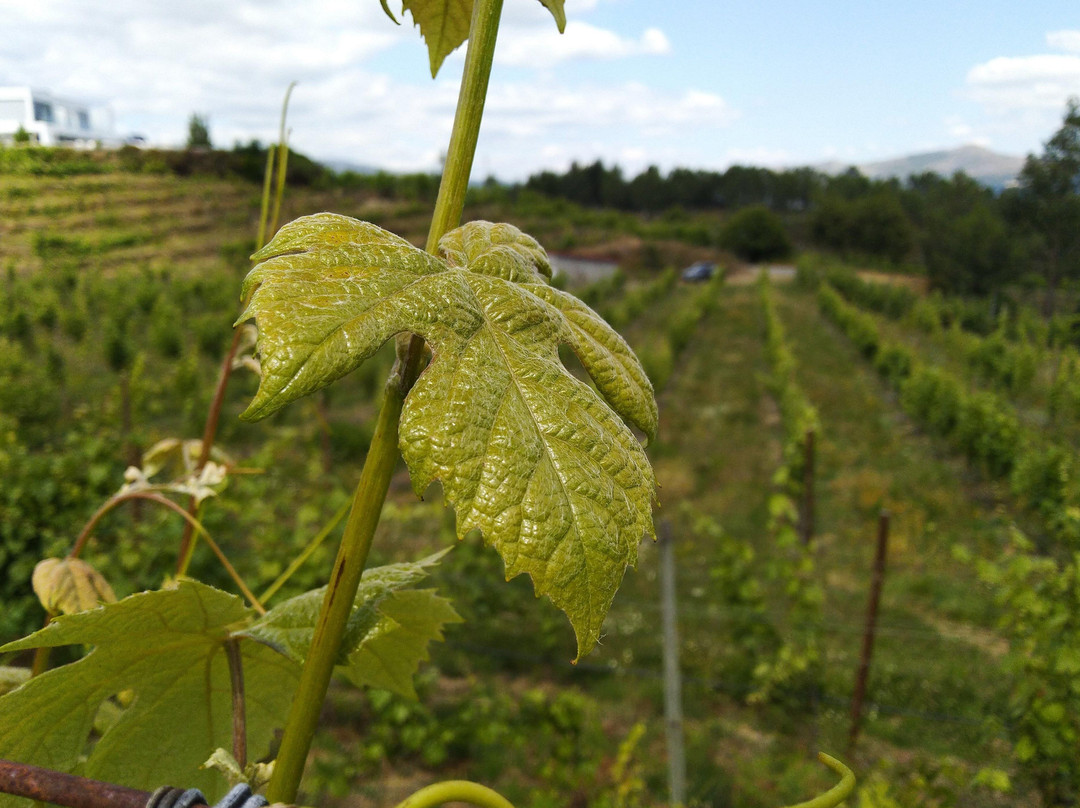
[659,519,687,807]
[848,510,890,751]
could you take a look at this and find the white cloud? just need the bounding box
[966,54,1080,111]
[0,0,720,178]
[1048,30,1080,54]
[495,21,669,68]
[965,28,1080,115]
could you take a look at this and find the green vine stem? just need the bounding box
[258,499,351,604]
[70,490,265,614]
[394,780,516,808]
[781,753,855,808]
[224,638,247,768]
[265,355,417,803]
[176,118,291,576]
[256,143,276,252]
[31,490,264,679]
[265,0,504,802]
[424,0,503,255]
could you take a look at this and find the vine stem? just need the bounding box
[394,780,516,808]
[175,328,244,575]
[225,638,247,768]
[177,84,294,575]
[265,0,504,801]
[70,490,265,614]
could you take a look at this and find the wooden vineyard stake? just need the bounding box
[848,510,890,752]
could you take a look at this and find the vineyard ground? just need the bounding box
[0,170,1033,806]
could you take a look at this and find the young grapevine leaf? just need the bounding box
[240,552,462,698]
[0,555,461,799]
[341,589,460,695]
[395,0,567,77]
[32,557,116,616]
[239,215,657,658]
[0,582,298,804]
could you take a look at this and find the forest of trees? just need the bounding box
[521,100,1080,309]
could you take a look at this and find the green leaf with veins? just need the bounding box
[0,582,298,805]
[342,589,461,695]
[395,0,566,77]
[240,551,461,698]
[0,566,458,802]
[238,215,657,657]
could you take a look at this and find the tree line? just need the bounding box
[520,101,1080,310]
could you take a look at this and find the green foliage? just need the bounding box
[978,529,1080,805]
[187,113,212,149]
[855,754,1010,808]
[720,205,792,262]
[924,202,1014,296]
[524,159,822,214]
[308,678,612,804]
[1008,98,1080,309]
[0,557,460,802]
[599,269,675,329]
[240,215,656,657]
[0,582,298,802]
[825,267,916,320]
[820,278,1080,553]
[818,283,880,359]
[810,191,915,264]
[753,285,824,710]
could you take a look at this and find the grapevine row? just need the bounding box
[816,281,1079,548]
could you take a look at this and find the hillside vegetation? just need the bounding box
[1,146,1076,808]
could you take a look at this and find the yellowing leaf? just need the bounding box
[396,0,567,77]
[0,582,298,804]
[239,215,657,657]
[32,558,116,616]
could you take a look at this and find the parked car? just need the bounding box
[681,261,716,282]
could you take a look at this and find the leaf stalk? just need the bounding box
[265,0,504,801]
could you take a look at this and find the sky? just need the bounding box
[2,0,1080,180]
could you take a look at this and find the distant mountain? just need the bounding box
[816,145,1026,191]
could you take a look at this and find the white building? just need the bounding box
[0,87,114,147]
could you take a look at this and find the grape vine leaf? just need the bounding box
[392,0,567,77]
[0,582,298,804]
[240,551,461,698]
[0,567,459,803]
[238,215,657,658]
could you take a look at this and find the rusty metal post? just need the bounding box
[848,510,889,752]
[0,759,150,808]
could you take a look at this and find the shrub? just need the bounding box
[720,205,792,262]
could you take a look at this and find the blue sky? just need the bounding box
[3,0,1079,179]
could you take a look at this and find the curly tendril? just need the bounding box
[781,753,855,808]
[393,780,515,808]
